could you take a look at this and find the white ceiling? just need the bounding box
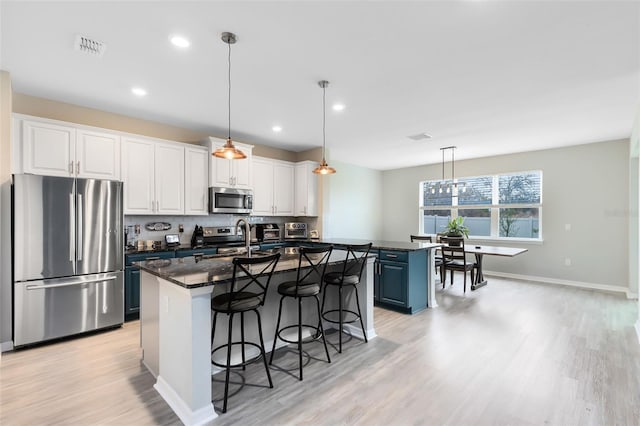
[1,1,639,170]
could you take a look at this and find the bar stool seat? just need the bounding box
[210,253,280,413]
[211,292,262,312]
[277,282,321,297]
[321,242,372,354]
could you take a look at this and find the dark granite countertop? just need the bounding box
[311,238,441,252]
[138,247,374,289]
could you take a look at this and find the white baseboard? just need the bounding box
[483,270,629,296]
[154,375,217,426]
[1,340,14,352]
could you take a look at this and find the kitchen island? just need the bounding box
[137,240,439,424]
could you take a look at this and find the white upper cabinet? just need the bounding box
[184,146,209,215]
[19,116,120,180]
[273,162,294,216]
[155,143,185,215]
[121,137,155,214]
[203,136,253,189]
[251,156,294,216]
[251,157,275,216]
[295,161,319,216]
[76,129,121,179]
[121,137,185,215]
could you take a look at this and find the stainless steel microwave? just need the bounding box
[209,187,253,214]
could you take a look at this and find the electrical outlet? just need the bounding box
[179,224,184,233]
[564,258,571,266]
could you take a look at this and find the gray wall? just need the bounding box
[321,159,383,240]
[1,71,12,349]
[381,140,630,290]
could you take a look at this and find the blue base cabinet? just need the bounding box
[374,249,428,314]
[124,251,175,321]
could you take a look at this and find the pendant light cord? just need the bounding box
[322,84,327,160]
[227,39,232,140]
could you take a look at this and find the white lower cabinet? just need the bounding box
[122,137,185,215]
[252,156,294,216]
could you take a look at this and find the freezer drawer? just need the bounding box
[14,272,124,347]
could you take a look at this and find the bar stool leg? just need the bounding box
[254,309,273,388]
[338,285,343,353]
[315,294,331,363]
[270,296,285,364]
[223,312,235,414]
[353,286,368,343]
[211,311,218,347]
[298,296,303,381]
[240,312,246,370]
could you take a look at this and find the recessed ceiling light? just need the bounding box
[131,87,147,97]
[272,125,282,132]
[332,103,345,111]
[170,35,190,48]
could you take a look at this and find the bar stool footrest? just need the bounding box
[276,324,325,345]
[321,308,362,325]
[211,341,265,369]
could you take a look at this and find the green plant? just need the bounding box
[443,216,469,238]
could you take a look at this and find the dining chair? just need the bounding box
[441,236,476,293]
[410,235,445,282]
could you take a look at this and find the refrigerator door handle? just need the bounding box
[69,193,75,262]
[25,276,117,290]
[77,194,83,261]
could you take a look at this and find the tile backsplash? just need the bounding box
[124,214,318,247]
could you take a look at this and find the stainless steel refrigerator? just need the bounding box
[12,174,124,347]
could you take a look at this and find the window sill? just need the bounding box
[427,235,543,245]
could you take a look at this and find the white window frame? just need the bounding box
[418,170,543,242]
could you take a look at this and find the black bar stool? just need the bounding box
[320,242,372,353]
[210,252,280,413]
[269,245,333,381]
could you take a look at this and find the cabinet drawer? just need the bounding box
[126,251,175,266]
[175,248,217,258]
[379,250,408,263]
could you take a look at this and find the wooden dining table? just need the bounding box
[462,245,528,290]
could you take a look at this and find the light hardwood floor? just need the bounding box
[1,277,639,425]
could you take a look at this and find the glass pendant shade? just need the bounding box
[312,159,336,175]
[214,138,247,159]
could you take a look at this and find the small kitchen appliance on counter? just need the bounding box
[191,225,205,248]
[284,222,308,240]
[255,223,281,242]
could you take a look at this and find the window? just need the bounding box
[420,171,542,240]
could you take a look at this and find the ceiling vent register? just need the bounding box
[74,35,106,57]
[408,133,433,141]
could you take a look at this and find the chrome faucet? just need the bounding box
[235,218,252,255]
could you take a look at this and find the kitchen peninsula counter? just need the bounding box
[137,247,376,425]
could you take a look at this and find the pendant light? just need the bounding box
[312,80,336,175]
[430,146,465,194]
[213,32,246,160]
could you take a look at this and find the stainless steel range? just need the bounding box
[199,225,257,255]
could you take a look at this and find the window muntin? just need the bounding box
[420,171,542,240]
